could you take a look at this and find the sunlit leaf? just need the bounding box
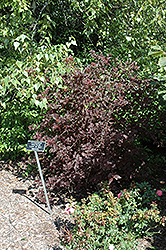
[16,61,23,69]
[16,34,30,42]
[126,36,132,41]
[45,54,49,61]
[162,94,166,100]
[14,41,20,50]
[36,54,43,61]
[148,51,164,56]
[158,57,166,67]
[151,45,162,51]
[23,71,28,77]
[40,76,45,82]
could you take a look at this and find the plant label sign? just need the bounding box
[26,140,52,215]
[26,140,46,152]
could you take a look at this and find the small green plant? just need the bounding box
[132,181,163,207]
[61,183,165,250]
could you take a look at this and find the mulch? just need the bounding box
[0,161,73,250]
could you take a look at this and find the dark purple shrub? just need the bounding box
[28,51,161,194]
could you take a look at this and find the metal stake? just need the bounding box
[34,151,52,215]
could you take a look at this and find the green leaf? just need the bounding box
[34,83,40,91]
[34,99,40,106]
[126,36,132,41]
[12,79,20,87]
[45,54,49,61]
[148,51,164,56]
[21,237,26,240]
[16,61,23,69]
[162,94,166,101]
[16,34,30,42]
[23,71,28,77]
[158,90,166,95]
[151,45,162,51]
[158,57,166,67]
[49,54,55,63]
[0,102,6,109]
[4,76,10,85]
[36,54,43,61]
[25,78,31,84]
[39,97,47,109]
[40,76,45,82]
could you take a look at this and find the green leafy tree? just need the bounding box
[0,0,76,159]
[70,0,166,66]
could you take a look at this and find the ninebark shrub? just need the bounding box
[28,51,161,194]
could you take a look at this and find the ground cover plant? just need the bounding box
[25,51,165,201]
[61,182,166,250]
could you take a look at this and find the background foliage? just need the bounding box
[0,0,76,158]
[0,0,166,167]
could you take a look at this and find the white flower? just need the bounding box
[65,203,75,214]
[109,244,115,250]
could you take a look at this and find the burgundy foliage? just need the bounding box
[28,51,162,194]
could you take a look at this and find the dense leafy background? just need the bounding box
[0,0,166,180]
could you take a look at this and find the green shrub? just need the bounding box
[61,183,165,250]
